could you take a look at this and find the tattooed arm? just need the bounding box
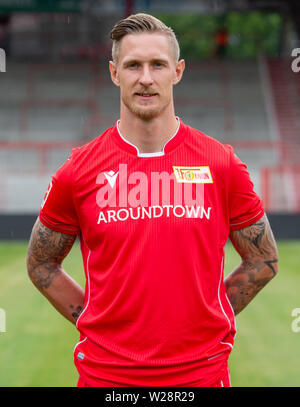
[26,218,85,324]
[225,214,278,315]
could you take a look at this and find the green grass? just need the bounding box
[0,240,299,387]
[0,242,84,387]
[225,241,300,387]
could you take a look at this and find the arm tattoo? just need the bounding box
[27,219,76,289]
[225,214,278,315]
[233,216,278,271]
[70,305,83,320]
[264,259,278,277]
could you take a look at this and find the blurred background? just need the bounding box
[0,0,300,387]
[0,0,300,237]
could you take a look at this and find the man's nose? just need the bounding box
[139,65,154,86]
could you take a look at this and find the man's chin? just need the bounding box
[129,106,161,121]
[136,110,161,121]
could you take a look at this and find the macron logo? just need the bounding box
[104,170,119,188]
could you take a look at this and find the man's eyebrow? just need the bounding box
[152,58,169,64]
[122,59,139,66]
[122,58,170,66]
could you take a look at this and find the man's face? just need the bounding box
[109,32,185,120]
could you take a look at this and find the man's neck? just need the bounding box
[118,113,179,155]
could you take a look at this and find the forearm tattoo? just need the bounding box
[70,305,83,320]
[27,219,76,289]
[225,214,278,315]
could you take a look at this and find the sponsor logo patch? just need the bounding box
[173,166,213,183]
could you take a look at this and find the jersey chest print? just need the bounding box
[95,164,212,224]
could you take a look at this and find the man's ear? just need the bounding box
[109,61,120,87]
[173,59,185,85]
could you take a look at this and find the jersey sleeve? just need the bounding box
[39,151,80,235]
[227,145,264,231]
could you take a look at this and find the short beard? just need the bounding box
[122,96,169,121]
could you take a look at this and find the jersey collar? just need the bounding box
[111,116,185,157]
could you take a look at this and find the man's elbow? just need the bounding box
[26,248,35,279]
[262,250,279,279]
[26,250,46,289]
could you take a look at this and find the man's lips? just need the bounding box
[134,92,158,98]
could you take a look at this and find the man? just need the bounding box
[26,13,278,387]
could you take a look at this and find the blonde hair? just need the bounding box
[110,13,180,64]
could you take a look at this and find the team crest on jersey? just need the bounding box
[173,166,213,184]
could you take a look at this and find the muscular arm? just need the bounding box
[26,218,85,324]
[225,214,278,315]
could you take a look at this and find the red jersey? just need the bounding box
[39,117,264,386]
